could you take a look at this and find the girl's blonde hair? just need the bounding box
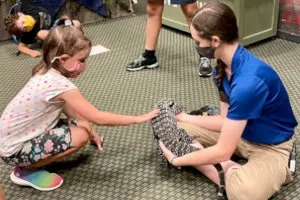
[32,25,91,76]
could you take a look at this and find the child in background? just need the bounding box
[4,0,80,58]
[0,22,158,191]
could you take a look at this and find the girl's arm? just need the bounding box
[176,101,229,132]
[63,102,86,120]
[53,89,158,126]
[160,118,247,166]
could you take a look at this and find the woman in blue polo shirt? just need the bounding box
[159,2,298,200]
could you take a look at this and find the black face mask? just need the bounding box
[195,45,215,59]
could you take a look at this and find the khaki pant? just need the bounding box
[178,122,294,200]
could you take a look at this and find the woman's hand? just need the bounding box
[159,141,180,167]
[136,109,160,124]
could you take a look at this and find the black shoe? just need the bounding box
[126,55,159,71]
[199,57,213,77]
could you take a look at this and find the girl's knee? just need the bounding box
[70,126,90,148]
[77,130,89,148]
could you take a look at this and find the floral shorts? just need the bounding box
[2,119,77,167]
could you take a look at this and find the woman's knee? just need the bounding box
[226,178,251,200]
[226,170,266,200]
[147,1,164,17]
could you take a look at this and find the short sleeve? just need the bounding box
[42,71,77,102]
[21,32,36,44]
[20,21,40,44]
[227,76,269,120]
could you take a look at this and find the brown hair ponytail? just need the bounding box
[215,59,226,90]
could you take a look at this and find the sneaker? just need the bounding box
[199,57,213,77]
[10,167,63,191]
[126,55,159,72]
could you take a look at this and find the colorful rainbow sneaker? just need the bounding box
[10,167,63,191]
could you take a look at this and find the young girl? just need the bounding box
[159,2,298,200]
[0,23,158,191]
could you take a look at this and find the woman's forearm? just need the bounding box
[173,144,228,166]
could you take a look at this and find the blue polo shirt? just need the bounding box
[214,44,298,144]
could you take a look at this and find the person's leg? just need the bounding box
[145,0,164,52]
[189,140,241,185]
[180,1,198,24]
[178,122,294,199]
[26,120,91,168]
[178,121,245,157]
[126,0,163,71]
[178,121,251,196]
[63,105,104,151]
[226,138,293,200]
[180,1,213,77]
[178,122,220,147]
[178,121,241,193]
[193,160,240,184]
[2,119,91,191]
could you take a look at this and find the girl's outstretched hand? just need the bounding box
[136,109,160,124]
[90,129,104,152]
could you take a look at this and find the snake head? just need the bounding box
[155,98,184,115]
